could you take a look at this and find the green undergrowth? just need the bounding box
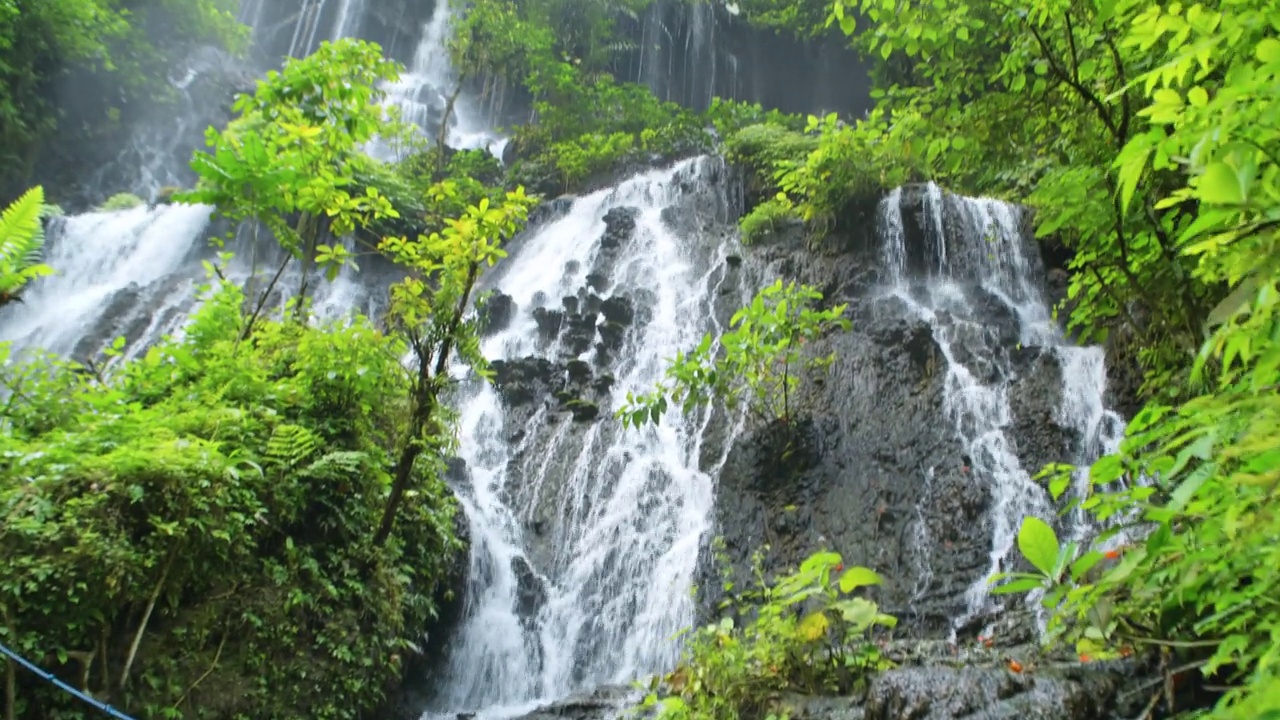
[724,111,924,245]
[639,549,896,720]
[0,282,463,720]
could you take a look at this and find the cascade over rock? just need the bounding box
[701,183,1126,639]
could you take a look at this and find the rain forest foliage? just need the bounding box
[1,37,531,720]
[0,0,246,200]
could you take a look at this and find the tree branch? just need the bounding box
[172,628,227,709]
[1025,21,1121,141]
[120,545,177,689]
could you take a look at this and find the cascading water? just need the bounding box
[426,156,748,718]
[875,184,1127,628]
[374,0,505,158]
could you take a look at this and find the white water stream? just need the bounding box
[428,156,746,717]
[875,185,1126,628]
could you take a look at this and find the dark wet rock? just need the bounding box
[598,321,628,352]
[567,359,593,385]
[563,295,580,314]
[508,685,640,720]
[491,357,557,407]
[1007,349,1080,474]
[479,292,516,337]
[600,207,639,250]
[565,260,582,275]
[583,293,604,317]
[533,307,565,340]
[567,399,601,423]
[562,314,599,356]
[600,296,636,326]
[593,374,616,394]
[586,272,609,292]
[860,662,1133,720]
[512,556,549,619]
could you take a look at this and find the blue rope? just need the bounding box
[0,641,138,720]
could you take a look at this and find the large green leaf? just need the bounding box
[1017,516,1060,577]
[839,566,883,593]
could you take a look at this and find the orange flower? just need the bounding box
[1006,659,1023,673]
[835,563,844,572]
[1078,654,1091,663]
[1105,549,1121,560]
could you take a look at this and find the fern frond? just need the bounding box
[300,451,369,480]
[265,423,320,468]
[1,186,47,264]
[0,186,50,298]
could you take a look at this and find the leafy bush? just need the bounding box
[704,98,807,141]
[640,550,895,720]
[0,282,463,720]
[619,280,850,428]
[985,0,1280,714]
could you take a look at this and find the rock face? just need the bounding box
[699,184,1123,638]
[503,643,1149,720]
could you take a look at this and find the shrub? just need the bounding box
[640,550,895,720]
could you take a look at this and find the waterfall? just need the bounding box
[374,0,505,159]
[427,156,747,717]
[875,184,1127,628]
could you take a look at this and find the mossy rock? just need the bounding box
[565,398,601,422]
[98,192,145,212]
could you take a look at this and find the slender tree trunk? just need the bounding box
[120,546,177,689]
[436,78,467,178]
[294,213,318,322]
[373,263,480,547]
[239,254,293,343]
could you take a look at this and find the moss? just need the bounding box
[97,192,145,211]
[565,398,601,422]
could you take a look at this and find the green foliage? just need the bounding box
[0,186,55,307]
[98,192,145,211]
[732,0,844,37]
[372,183,535,545]
[0,280,462,719]
[0,0,246,196]
[639,550,895,720]
[722,111,921,244]
[738,197,798,244]
[704,98,807,140]
[178,40,403,315]
[981,1,1280,713]
[619,280,850,428]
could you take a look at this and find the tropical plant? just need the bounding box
[0,186,54,308]
[619,280,850,429]
[640,550,895,720]
[372,184,534,545]
[177,39,403,326]
[1,278,462,720]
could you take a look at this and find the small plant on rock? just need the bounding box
[640,551,895,720]
[618,280,850,429]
